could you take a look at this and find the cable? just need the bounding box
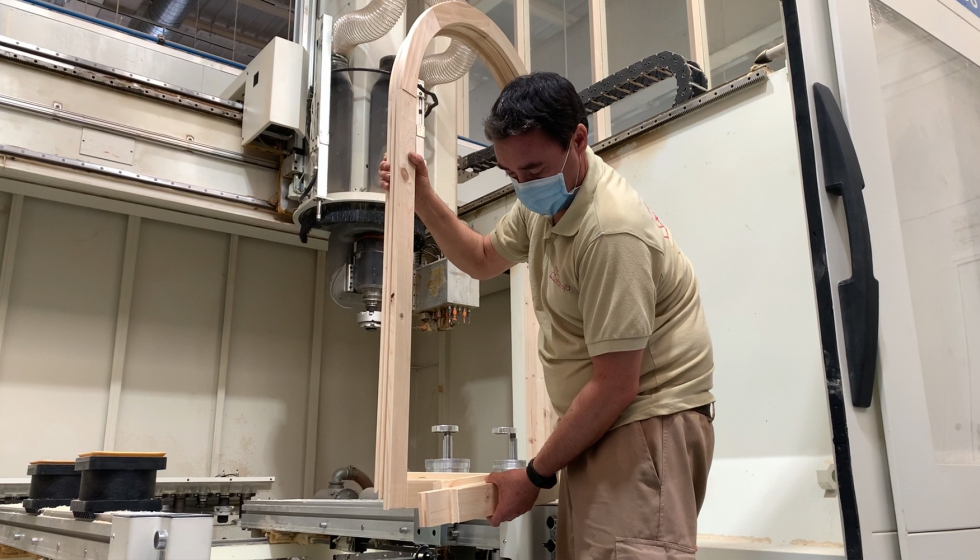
[418,84,439,117]
[331,67,438,116]
[331,67,391,76]
[300,169,318,200]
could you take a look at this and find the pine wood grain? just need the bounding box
[376,1,527,510]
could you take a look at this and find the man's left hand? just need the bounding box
[486,468,540,527]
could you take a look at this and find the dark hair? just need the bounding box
[483,72,589,146]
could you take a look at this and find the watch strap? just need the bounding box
[526,458,558,489]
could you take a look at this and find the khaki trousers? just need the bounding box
[556,408,714,560]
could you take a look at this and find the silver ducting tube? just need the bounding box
[418,0,477,86]
[332,0,407,59]
[419,38,478,86]
[137,0,195,38]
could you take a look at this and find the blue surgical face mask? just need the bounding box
[510,147,578,216]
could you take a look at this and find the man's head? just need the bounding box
[484,73,589,194]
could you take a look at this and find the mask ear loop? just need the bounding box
[566,143,585,190]
[557,144,572,175]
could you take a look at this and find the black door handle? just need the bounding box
[813,83,879,408]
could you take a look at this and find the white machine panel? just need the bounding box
[224,38,307,146]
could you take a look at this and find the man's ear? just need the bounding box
[573,123,589,154]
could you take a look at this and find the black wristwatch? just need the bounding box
[526,459,558,489]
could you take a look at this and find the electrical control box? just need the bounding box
[222,37,307,145]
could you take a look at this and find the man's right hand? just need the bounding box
[378,151,513,282]
[378,152,432,205]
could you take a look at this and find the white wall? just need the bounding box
[113,221,229,476]
[0,195,127,465]
[0,182,399,498]
[0,184,347,500]
[315,305,381,490]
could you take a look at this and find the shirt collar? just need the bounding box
[551,147,599,237]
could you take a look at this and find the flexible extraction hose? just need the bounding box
[329,465,374,490]
[418,0,478,86]
[332,0,407,60]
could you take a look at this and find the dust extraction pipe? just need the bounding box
[329,465,374,490]
[330,0,473,82]
[137,0,195,38]
[418,0,478,86]
[332,0,407,59]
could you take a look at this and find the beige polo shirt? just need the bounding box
[490,148,714,429]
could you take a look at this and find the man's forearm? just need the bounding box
[530,378,634,477]
[415,188,494,279]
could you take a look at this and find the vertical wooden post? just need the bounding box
[103,215,141,451]
[588,0,612,140]
[428,36,460,212]
[686,0,711,88]
[456,73,470,138]
[523,270,555,458]
[376,76,420,510]
[509,264,529,459]
[515,0,531,64]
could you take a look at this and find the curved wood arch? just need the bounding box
[376,3,527,509]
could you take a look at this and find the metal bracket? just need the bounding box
[413,518,456,546]
[457,167,478,185]
[817,463,839,498]
[416,82,427,155]
[312,16,333,203]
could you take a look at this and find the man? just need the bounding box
[379,72,714,559]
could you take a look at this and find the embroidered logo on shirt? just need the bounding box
[644,203,671,239]
[549,266,571,292]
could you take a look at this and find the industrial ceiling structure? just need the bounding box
[59,0,292,63]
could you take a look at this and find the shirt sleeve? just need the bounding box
[489,202,531,264]
[578,233,662,356]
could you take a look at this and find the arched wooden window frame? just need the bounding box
[375,2,528,511]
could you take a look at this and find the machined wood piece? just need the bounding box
[413,471,559,525]
[407,472,488,482]
[405,473,488,508]
[524,274,557,457]
[376,1,527,510]
[418,482,497,527]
